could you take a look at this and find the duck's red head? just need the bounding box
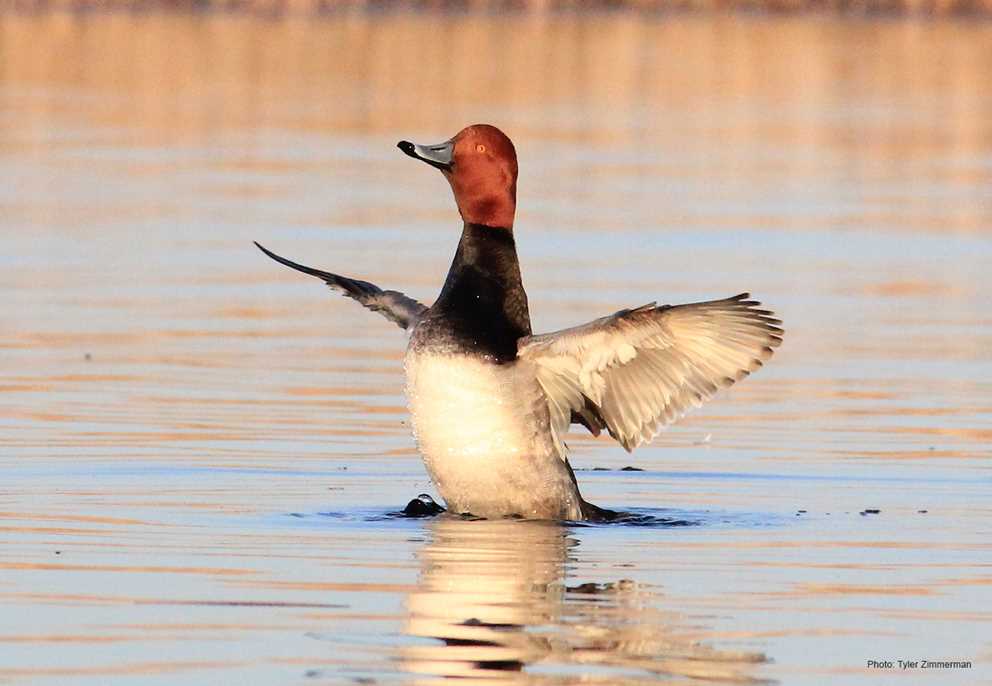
[398,124,517,230]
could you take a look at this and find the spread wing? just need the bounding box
[255,242,427,330]
[517,293,783,453]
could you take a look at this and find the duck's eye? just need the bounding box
[476,144,486,153]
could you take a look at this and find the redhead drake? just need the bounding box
[256,124,783,521]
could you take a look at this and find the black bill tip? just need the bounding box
[396,139,453,171]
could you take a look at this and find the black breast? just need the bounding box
[414,223,531,362]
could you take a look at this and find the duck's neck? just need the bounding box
[432,223,531,360]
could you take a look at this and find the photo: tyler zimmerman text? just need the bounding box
[867,659,973,670]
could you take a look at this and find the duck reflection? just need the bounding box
[400,518,769,684]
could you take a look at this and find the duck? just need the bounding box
[256,124,783,521]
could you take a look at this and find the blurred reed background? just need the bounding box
[2,0,992,17]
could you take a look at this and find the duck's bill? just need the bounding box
[397,139,453,172]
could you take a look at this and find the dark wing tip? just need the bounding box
[255,240,294,267]
[254,241,279,261]
[254,241,336,283]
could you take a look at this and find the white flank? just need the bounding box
[404,350,583,520]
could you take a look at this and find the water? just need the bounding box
[2,11,991,685]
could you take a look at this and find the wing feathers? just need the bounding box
[519,293,783,456]
[255,242,428,330]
